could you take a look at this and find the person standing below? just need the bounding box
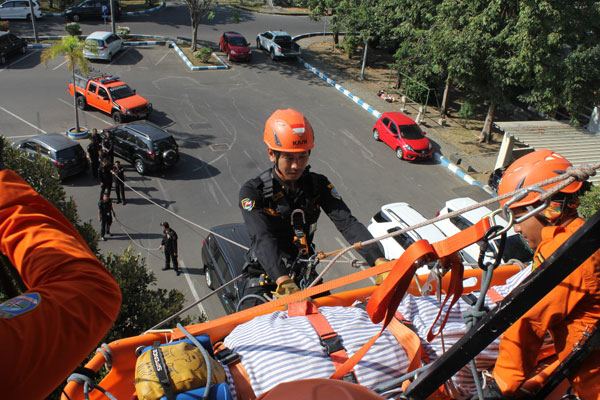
[112,160,126,205]
[98,156,113,200]
[238,109,386,310]
[102,130,114,164]
[87,133,100,179]
[159,222,179,276]
[482,149,600,399]
[97,193,115,241]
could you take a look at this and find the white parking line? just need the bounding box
[0,49,38,71]
[0,105,47,134]
[180,260,207,316]
[52,59,68,70]
[155,48,171,66]
[57,97,112,125]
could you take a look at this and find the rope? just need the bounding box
[111,174,249,252]
[67,373,118,400]
[95,343,113,371]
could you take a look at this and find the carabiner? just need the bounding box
[502,186,551,224]
[484,208,513,240]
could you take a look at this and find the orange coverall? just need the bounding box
[0,170,122,399]
[493,218,600,399]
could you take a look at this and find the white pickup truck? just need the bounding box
[256,30,301,60]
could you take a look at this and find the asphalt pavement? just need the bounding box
[1,5,491,321]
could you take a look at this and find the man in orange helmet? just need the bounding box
[483,149,600,399]
[238,109,385,309]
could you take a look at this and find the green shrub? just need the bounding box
[458,101,476,120]
[0,21,8,31]
[193,47,213,63]
[116,26,130,36]
[580,183,600,220]
[343,35,359,59]
[64,22,81,37]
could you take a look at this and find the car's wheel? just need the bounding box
[71,14,80,22]
[26,13,31,20]
[162,149,177,167]
[396,147,404,160]
[107,52,112,62]
[256,39,261,50]
[270,48,276,61]
[76,96,86,110]
[227,53,231,61]
[373,129,380,141]
[204,265,214,289]
[1,55,6,65]
[112,111,123,124]
[21,44,27,54]
[134,158,146,175]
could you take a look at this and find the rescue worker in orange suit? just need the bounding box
[238,109,386,310]
[483,149,600,399]
[0,141,122,399]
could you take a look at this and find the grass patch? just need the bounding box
[178,45,221,67]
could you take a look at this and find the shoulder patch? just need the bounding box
[0,293,41,319]
[241,198,255,211]
[328,183,341,200]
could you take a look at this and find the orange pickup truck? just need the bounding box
[68,71,152,124]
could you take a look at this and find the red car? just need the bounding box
[373,112,433,160]
[219,31,252,62]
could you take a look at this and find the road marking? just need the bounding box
[156,48,171,66]
[57,97,112,125]
[0,49,38,71]
[180,260,207,316]
[210,175,232,207]
[52,59,68,70]
[339,128,385,168]
[0,105,47,133]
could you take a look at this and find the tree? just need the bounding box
[184,0,215,52]
[298,0,343,46]
[41,36,90,134]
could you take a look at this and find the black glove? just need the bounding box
[478,378,513,399]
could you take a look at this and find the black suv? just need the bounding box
[65,0,120,22]
[101,121,179,175]
[0,32,26,65]
[201,223,251,314]
[12,133,88,180]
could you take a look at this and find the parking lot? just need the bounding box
[1,43,490,319]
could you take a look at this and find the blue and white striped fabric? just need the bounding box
[398,266,533,397]
[223,306,410,397]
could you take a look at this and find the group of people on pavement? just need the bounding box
[2,108,598,399]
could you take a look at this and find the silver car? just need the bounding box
[83,31,123,61]
[0,0,42,19]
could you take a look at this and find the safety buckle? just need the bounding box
[342,371,359,384]
[484,208,513,239]
[215,347,240,366]
[320,333,345,355]
[291,209,306,227]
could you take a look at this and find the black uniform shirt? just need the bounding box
[161,229,178,253]
[239,168,384,279]
[112,165,125,184]
[98,200,113,221]
[98,164,113,186]
[87,142,99,164]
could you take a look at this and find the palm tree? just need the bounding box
[41,36,90,134]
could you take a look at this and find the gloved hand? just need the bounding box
[373,258,389,285]
[477,378,512,400]
[272,278,301,299]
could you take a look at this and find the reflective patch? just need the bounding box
[0,293,41,319]
[328,184,341,200]
[241,198,255,211]
[291,125,305,135]
[263,207,280,217]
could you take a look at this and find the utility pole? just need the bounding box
[28,0,39,43]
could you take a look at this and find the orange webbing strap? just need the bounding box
[213,342,256,400]
[331,219,491,380]
[486,288,504,303]
[288,301,359,383]
[386,316,423,373]
[330,240,435,380]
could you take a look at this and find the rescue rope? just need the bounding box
[113,215,161,251]
[95,343,113,371]
[111,174,249,251]
[67,373,118,400]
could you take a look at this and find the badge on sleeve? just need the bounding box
[241,198,255,211]
[0,293,41,319]
[328,184,341,200]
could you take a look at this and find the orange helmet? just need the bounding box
[264,109,314,152]
[498,149,582,209]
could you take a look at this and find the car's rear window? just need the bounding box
[229,37,246,46]
[274,36,292,44]
[56,145,84,160]
[400,124,425,140]
[85,38,104,47]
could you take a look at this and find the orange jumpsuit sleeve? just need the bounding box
[493,219,600,398]
[0,170,122,400]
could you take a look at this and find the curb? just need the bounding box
[42,0,165,17]
[230,4,309,16]
[293,32,493,195]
